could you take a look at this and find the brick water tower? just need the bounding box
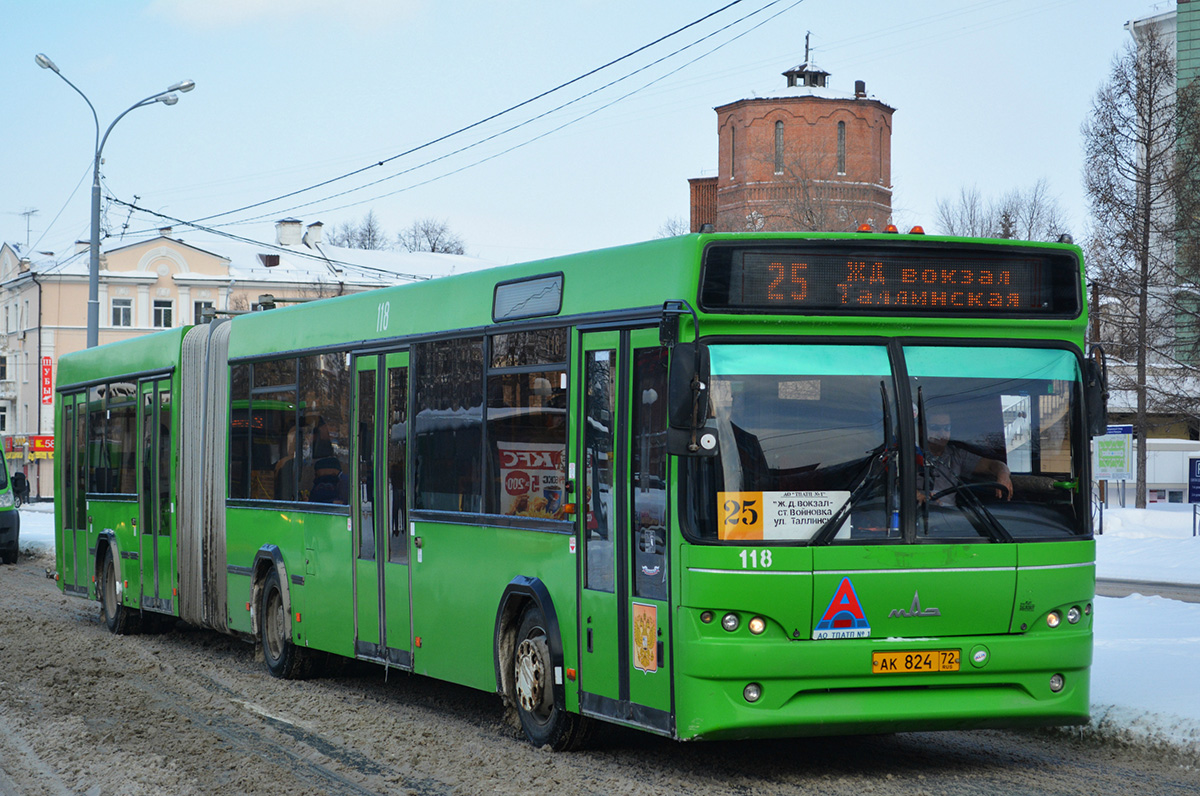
[690,50,894,233]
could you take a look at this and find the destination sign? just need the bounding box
[700,245,1081,317]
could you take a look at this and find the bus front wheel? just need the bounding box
[100,547,141,635]
[260,568,313,679]
[513,604,590,750]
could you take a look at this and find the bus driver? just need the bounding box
[920,410,1013,506]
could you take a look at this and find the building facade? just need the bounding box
[0,219,491,499]
[690,61,894,233]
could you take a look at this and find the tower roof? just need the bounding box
[783,61,830,89]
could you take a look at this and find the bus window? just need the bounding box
[228,363,251,499]
[249,386,297,502]
[414,338,484,513]
[682,344,896,543]
[488,329,569,518]
[108,394,138,495]
[584,349,616,592]
[157,388,172,534]
[387,367,408,563]
[300,352,351,505]
[631,347,668,601]
[907,346,1084,540]
[87,386,106,492]
[487,370,567,518]
[357,368,376,560]
[74,400,87,526]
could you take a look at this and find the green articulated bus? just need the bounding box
[54,231,1106,749]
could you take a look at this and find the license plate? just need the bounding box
[872,649,960,674]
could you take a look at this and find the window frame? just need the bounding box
[112,298,132,328]
[152,299,173,329]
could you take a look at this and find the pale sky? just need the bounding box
[2,1,1174,265]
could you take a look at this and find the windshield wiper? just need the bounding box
[924,456,1013,542]
[812,380,895,544]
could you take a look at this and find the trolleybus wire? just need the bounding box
[177,1,760,228]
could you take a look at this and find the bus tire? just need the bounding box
[513,604,590,750]
[100,547,141,635]
[260,568,313,679]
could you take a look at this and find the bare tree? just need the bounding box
[1083,26,1200,506]
[326,211,390,250]
[357,210,388,250]
[657,216,689,238]
[325,220,359,249]
[396,218,466,255]
[935,185,992,237]
[934,180,1069,240]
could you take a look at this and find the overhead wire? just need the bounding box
[208,0,804,228]
[181,0,757,227]
[108,197,437,282]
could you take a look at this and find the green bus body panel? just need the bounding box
[57,327,188,389]
[812,545,1019,637]
[355,559,381,646]
[224,507,355,656]
[672,626,1091,739]
[49,232,1093,743]
[671,539,1094,740]
[680,545,816,641]
[410,521,578,693]
[89,498,139,599]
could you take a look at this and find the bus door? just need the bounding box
[137,378,174,613]
[352,352,412,667]
[577,329,673,735]
[59,393,88,596]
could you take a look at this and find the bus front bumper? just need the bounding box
[672,629,1092,741]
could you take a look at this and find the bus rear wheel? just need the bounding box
[260,568,313,679]
[100,547,141,635]
[513,604,590,750]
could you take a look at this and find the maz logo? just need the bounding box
[889,590,942,618]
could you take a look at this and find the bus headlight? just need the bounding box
[721,613,740,632]
[0,491,12,508]
[743,683,762,703]
[748,616,766,635]
[1046,611,1062,629]
[700,611,714,624]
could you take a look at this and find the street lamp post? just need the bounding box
[35,53,194,348]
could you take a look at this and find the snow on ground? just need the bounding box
[13,501,1200,753]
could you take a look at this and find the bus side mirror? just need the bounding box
[667,343,718,456]
[1085,347,1108,438]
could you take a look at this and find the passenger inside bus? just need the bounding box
[919,409,1013,506]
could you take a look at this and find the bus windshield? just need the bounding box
[681,343,1087,544]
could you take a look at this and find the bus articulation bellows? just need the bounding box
[54,231,1105,748]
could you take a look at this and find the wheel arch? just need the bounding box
[250,545,291,639]
[95,530,120,597]
[493,576,565,712]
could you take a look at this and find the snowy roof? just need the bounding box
[23,233,496,286]
[739,83,892,107]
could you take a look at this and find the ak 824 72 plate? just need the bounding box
[871,649,961,674]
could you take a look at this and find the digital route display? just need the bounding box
[700,245,1081,317]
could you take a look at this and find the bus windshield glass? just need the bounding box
[681,343,1086,544]
[908,345,1083,540]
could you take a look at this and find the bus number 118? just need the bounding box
[739,549,773,569]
